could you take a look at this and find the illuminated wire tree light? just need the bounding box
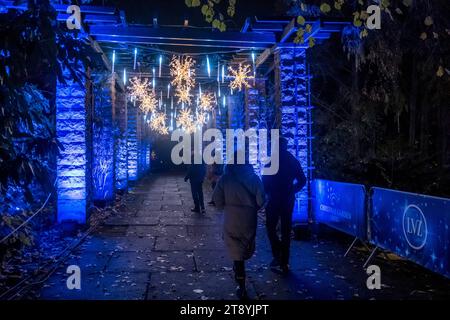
[176,108,196,133]
[150,112,169,135]
[128,77,150,100]
[228,64,254,92]
[198,92,215,112]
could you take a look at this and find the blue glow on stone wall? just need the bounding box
[115,90,128,191]
[137,112,146,177]
[228,94,245,131]
[92,83,115,201]
[115,133,129,190]
[245,79,265,174]
[226,94,245,161]
[56,66,88,224]
[127,101,138,181]
[276,47,310,224]
[145,141,151,171]
[216,99,228,164]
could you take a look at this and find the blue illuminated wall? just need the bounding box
[226,93,245,162]
[228,93,245,131]
[92,75,115,202]
[127,101,139,181]
[56,65,90,223]
[145,138,151,171]
[137,111,146,177]
[245,78,266,173]
[142,122,151,173]
[115,89,128,191]
[215,101,228,164]
[275,46,311,224]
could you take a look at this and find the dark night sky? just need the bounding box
[104,0,287,29]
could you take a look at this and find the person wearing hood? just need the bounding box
[212,151,265,300]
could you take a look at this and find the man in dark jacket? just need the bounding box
[185,155,206,214]
[262,138,306,274]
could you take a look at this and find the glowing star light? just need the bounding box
[228,64,254,92]
[199,92,215,112]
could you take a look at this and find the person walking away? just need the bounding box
[185,154,206,214]
[213,154,265,299]
[207,162,223,206]
[263,138,306,274]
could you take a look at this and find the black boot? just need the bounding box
[233,261,248,300]
[236,279,248,300]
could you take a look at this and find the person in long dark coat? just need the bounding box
[185,154,206,214]
[213,157,265,300]
[262,138,306,274]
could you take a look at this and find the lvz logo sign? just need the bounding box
[402,204,428,250]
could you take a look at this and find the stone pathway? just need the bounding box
[37,173,450,300]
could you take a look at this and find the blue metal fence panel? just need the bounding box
[312,179,367,239]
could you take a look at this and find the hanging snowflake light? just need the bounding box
[150,112,169,135]
[198,92,215,112]
[176,109,196,133]
[170,55,196,105]
[140,91,158,114]
[175,85,193,106]
[128,77,150,100]
[196,112,208,126]
[170,55,196,89]
[228,64,254,91]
